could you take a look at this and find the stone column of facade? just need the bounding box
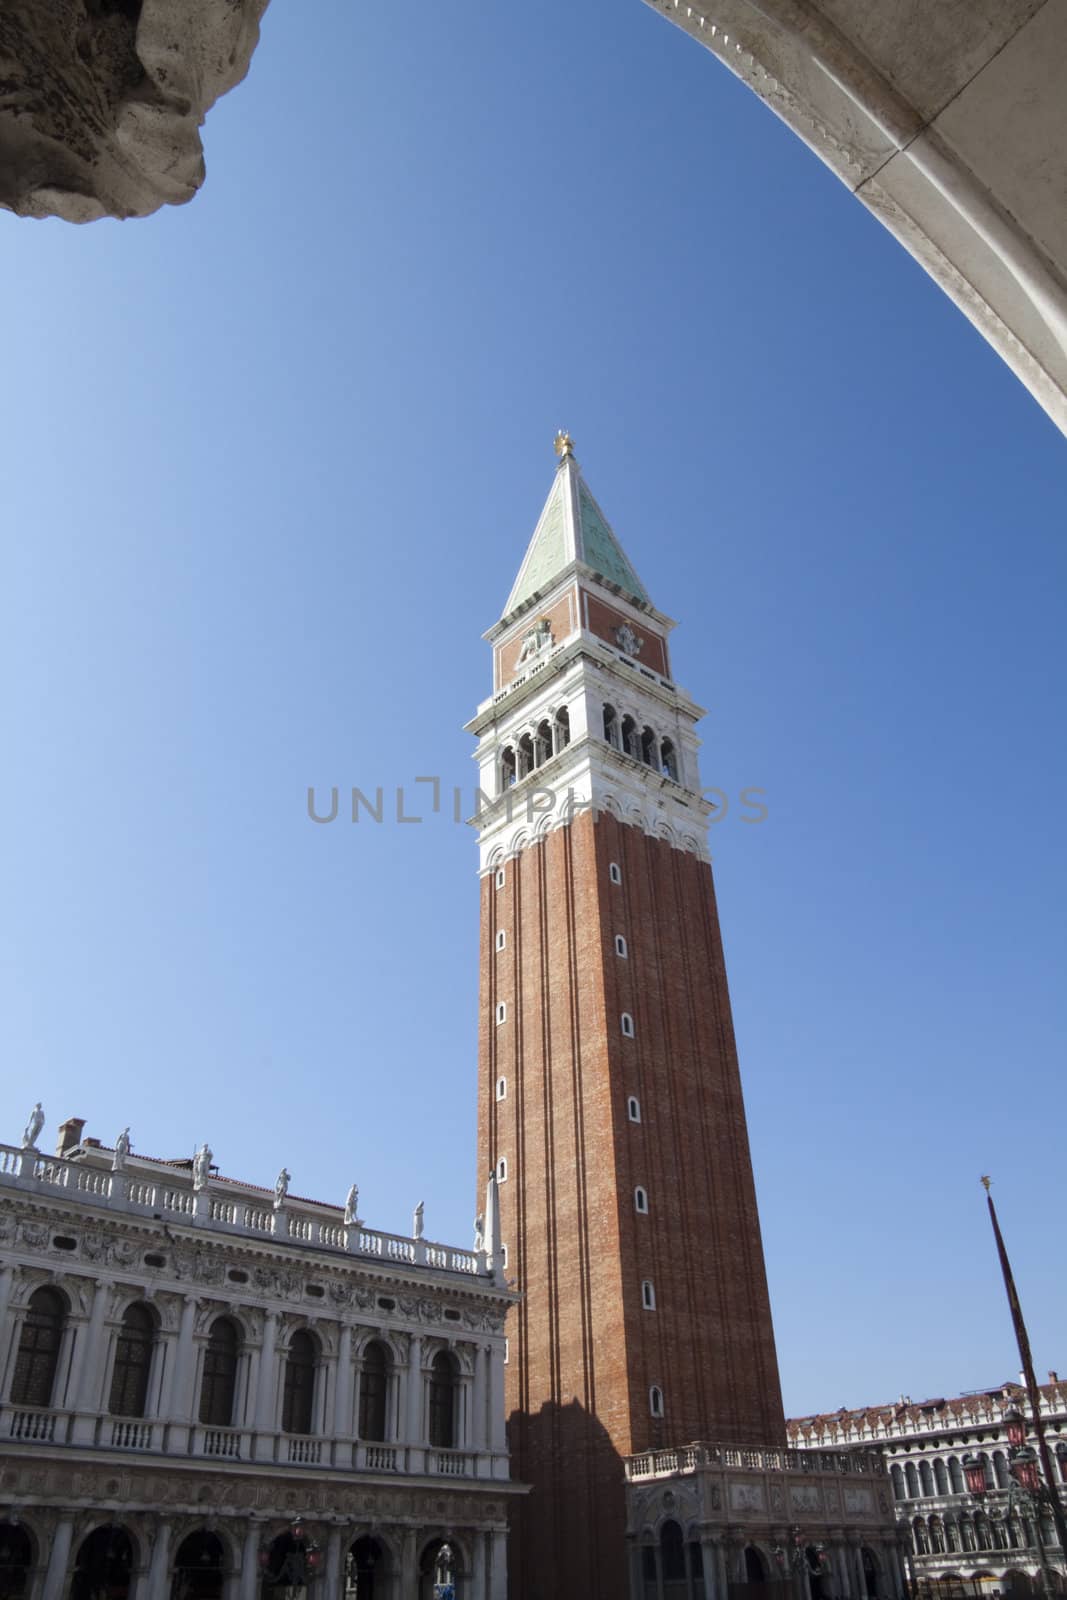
[325,1529,342,1595]
[488,1337,506,1454]
[848,1538,866,1600]
[333,1323,354,1467]
[238,1524,260,1600]
[406,1333,424,1468]
[490,1529,507,1600]
[401,1529,418,1600]
[143,1520,173,1598]
[253,1309,280,1461]
[166,1294,199,1452]
[41,1518,74,1600]
[0,1265,15,1380]
[699,1536,720,1600]
[472,1342,488,1456]
[829,1538,850,1598]
[714,1538,730,1600]
[69,1280,112,1443]
[628,1541,645,1600]
[472,1530,487,1598]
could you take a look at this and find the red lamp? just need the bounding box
[307,1548,322,1571]
[962,1454,987,1497]
[1004,1409,1026,1450]
[1012,1448,1040,1493]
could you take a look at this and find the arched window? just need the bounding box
[905,1462,920,1498]
[496,928,506,951]
[640,726,658,768]
[641,1280,656,1310]
[912,1519,928,1555]
[621,715,638,759]
[661,1522,685,1581]
[496,1002,507,1025]
[609,861,622,885]
[744,1548,766,1584]
[603,704,620,749]
[496,1076,507,1101]
[634,1186,649,1214]
[518,733,534,778]
[949,1455,965,1493]
[553,707,570,752]
[72,1526,135,1600]
[621,1012,635,1037]
[359,1340,390,1442]
[891,1464,905,1501]
[282,1330,318,1434]
[11,1286,66,1408]
[500,747,516,790]
[497,1157,508,1182]
[660,738,679,781]
[649,1385,664,1418]
[627,1096,641,1123]
[993,1449,1009,1488]
[495,867,505,889]
[108,1303,155,1418]
[199,1317,239,1427]
[534,720,552,767]
[614,934,628,958]
[919,1460,934,1496]
[173,1532,224,1596]
[429,1351,459,1448]
[935,1458,950,1494]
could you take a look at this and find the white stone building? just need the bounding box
[789,1382,1067,1598]
[0,1113,520,1599]
[625,1440,905,1600]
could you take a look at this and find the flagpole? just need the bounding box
[980,1177,1067,1575]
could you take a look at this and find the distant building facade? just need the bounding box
[624,1440,905,1600]
[0,1114,519,1599]
[789,1382,1067,1597]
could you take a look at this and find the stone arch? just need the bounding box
[71,1524,139,1600]
[0,1521,36,1597]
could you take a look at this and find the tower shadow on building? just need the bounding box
[508,1396,626,1600]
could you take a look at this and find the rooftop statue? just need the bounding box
[21,1103,44,1150]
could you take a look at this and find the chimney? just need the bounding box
[55,1117,86,1156]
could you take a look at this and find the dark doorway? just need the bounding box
[0,1525,32,1599]
[71,1526,135,1600]
[346,1536,385,1599]
[171,1531,225,1599]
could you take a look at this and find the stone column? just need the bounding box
[472,1343,488,1456]
[406,1333,424,1468]
[41,1517,75,1600]
[849,1540,866,1600]
[472,1531,487,1599]
[489,1338,507,1455]
[145,1520,173,1597]
[714,1539,730,1600]
[253,1310,280,1462]
[333,1324,353,1468]
[69,1280,112,1443]
[166,1294,199,1452]
[401,1529,418,1600]
[238,1523,261,1600]
[700,1537,720,1600]
[489,1529,507,1600]
[629,1541,646,1600]
[325,1528,342,1596]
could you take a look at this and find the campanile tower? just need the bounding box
[468,437,785,1600]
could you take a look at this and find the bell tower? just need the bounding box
[468,437,784,1600]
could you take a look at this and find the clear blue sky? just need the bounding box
[2,0,1064,1420]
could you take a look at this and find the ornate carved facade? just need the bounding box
[0,1120,520,1598]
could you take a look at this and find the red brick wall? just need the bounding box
[582,590,670,678]
[478,811,784,1600]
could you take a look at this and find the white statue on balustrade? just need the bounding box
[21,1103,45,1150]
[113,1127,131,1171]
[344,1184,360,1227]
[274,1168,290,1209]
[192,1142,213,1191]
[413,1200,425,1240]
[473,1214,485,1252]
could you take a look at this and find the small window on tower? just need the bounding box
[615,934,628,958]
[649,1385,665,1418]
[496,929,506,951]
[497,1157,508,1182]
[495,868,506,889]
[621,1012,635,1038]
[503,1338,509,1365]
[501,1244,509,1268]
[496,1076,507,1102]
[642,1280,656,1311]
[627,1096,641,1123]
[634,1186,649,1214]
[609,862,622,885]
[496,1002,507,1025]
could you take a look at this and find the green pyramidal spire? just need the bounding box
[502,434,650,618]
